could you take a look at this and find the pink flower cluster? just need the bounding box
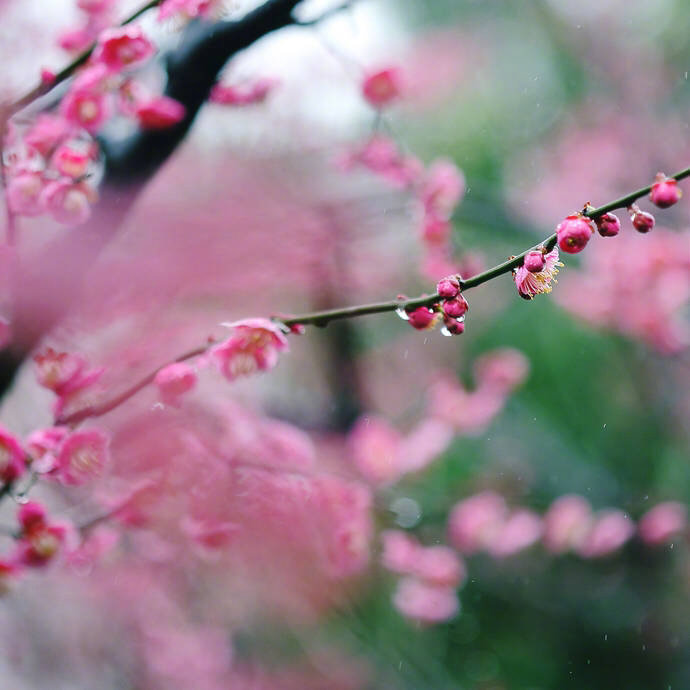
[5,114,99,225]
[448,491,686,560]
[381,530,465,623]
[348,349,529,485]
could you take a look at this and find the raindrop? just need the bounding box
[390,497,422,528]
[395,307,409,321]
[440,326,453,337]
[15,494,29,505]
[604,634,608,641]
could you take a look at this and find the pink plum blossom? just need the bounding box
[93,26,155,73]
[136,97,186,129]
[154,362,197,404]
[513,246,562,299]
[212,318,288,380]
[60,84,111,133]
[0,425,26,483]
[6,172,45,216]
[542,494,593,554]
[380,530,420,574]
[51,144,91,179]
[158,0,224,21]
[448,491,508,553]
[54,429,110,485]
[487,508,543,558]
[649,173,682,208]
[349,416,402,485]
[556,214,595,254]
[210,77,278,106]
[40,179,95,225]
[362,67,404,108]
[24,114,72,156]
[25,426,70,474]
[473,348,529,394]
[420,158,465,220]
[638,502,687,545]
[577,509,635,558]
[393,576,459,624]
[34,347,87,394]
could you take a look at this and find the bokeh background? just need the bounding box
[1,1,689,688]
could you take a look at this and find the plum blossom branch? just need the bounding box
[282,164,690,327]
[5,0,162,116]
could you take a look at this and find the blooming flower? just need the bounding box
[53,429,110,485]
[60,84,111,133]
[93,26,155,73]
[6,172,45,216]
[0,426,26,483]
[392,576,459,624]
[513,246,562,300]
[212,318,289,380]
[40,179,96,225]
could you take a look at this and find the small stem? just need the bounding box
[7,0,162,116]
[56,343,210,426]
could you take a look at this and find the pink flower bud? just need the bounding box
[628,205,655,233]
[154,362,197,404]
[40,68,57,85]
[556,214,595,254]
[406,306,438,330]
[18,501,47,533]
[362,67,403,108]
[594,212,621,237]
[638,501,686,545]
[288,323,305,335]
[136,96,186,129]
[650,173,682,208]
[436,275,460,299]
[442,317,465,335]
[442,295,468,319]
[523,250,545,273]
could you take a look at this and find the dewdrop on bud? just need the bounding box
[649,173,682,208]
[406,306,438,330]
[436,275,460,299]
[440,316,465,336]
[442,295,468,319]
[594,212,621,238]
[628,204,655,233]
[523,250,545,273]
[556,213,595,254]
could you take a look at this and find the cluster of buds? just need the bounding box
[399,275,468,337]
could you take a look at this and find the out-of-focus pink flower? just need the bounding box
[556,214,595,254]
[0,425,26,483]
[24,114,72,157]
[542,494,592,553]
[77,0,118,13]
[94,26,155,73]
[337,135,422,188]
[420,158,465,219]
[6,172,45,216]
[25,426,70,474]
[513,246,562,300]
[158,0,224,21]
[51,144,91,179]
[58,26,95,54]
[66,525,119,574]
[60,84,111,133]
[413,545,466,587]
[209,77,278,106]
[362,66,403,108]
[40,179,95,225]
[212,318,288,380]
[487,508,542,558]
[154,362,197,405]
[398,417,453,474]
[34,347,87,394]
[650,173,682,208]
[577,509,634,558]
[349,416,402,485]
[53,364,105,419]
[180,516,239,554]
[448,491,507,553]
[136,96,186,129]
[392,576,459,624]
[54,429,110,485]
[473,348,529,394]
[15,502,71,567]
[17,501,47,533]
[638,501,687,545]
[380,529,419,574]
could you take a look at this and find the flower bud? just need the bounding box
[407,306,438,330]
[556,214,595,254]
[523,250,545,273]
[442,295,468,319]
[650,173,682,208]
[436,275,460,299]
[594,212,621,237]
[628,205,655,233]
